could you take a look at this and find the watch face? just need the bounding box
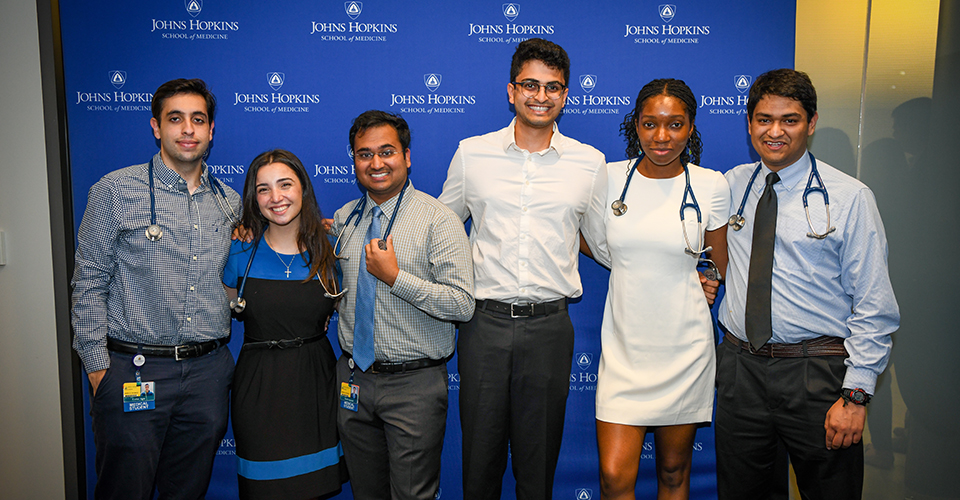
[844,388,869,404]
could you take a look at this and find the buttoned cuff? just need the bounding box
[841,366,878,395]
[78,346,111,374]
[390,269,419,303]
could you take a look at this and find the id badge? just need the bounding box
[123,381,156,412]
[339,381,359,412]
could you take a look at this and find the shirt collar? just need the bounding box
[365,179,414,221]
[152,152,211,193]
[502,118,565,157]
[757,150,811,194]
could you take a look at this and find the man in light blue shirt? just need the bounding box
[716,68,898,500]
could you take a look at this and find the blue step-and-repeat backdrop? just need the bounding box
[60,1,794,498]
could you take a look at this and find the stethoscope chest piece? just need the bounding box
[145,224,163,241]
[611,199,627,217]
[728,214,745,231]
[701,259,722,282]
[230,297,246,314]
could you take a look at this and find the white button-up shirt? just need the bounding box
[440,119,607,303]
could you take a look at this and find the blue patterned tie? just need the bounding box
[353,205,381,371]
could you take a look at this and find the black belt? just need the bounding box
[719,323,847,358]
[107,337,227,361]
[476,298,567,318]
[343,352,447,374]
[242,335,324,350]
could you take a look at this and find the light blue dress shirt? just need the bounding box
[718,151,899,393]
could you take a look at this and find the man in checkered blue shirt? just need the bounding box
[71,78,240,500]
[332,110,474,500]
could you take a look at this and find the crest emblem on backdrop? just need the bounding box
[109,70,127,90]
[576,352,593,370]
[423,74,442,93]
[735,74,753,93]
[267,72,285,91]
[185,0,202,17]
[576,488,594,500]
[502,3,520,22]
[345,1,362,20]
[579,75,597,94]
[659,4,676,23]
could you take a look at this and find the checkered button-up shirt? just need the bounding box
[332,181,474,362]
[71,153,241,373]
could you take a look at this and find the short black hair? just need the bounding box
[510,38,570,86]
[349,110,411,152]
[747,69,817,122]
[151,78,216,122]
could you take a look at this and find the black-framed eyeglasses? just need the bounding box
[354,149,399,161]
[511,80,566,99]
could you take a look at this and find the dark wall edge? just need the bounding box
[36,0,85,497]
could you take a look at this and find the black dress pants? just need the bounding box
[715,339,864,500]
[458,306,575,500]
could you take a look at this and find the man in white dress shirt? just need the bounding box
[439,38,607,500]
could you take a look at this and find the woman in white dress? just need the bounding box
[588,79,730,500]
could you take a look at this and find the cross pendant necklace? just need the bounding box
[275,251,295,278]
[264,234,297,278]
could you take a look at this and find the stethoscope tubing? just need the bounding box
[145,156,238,241]
[728,151,835,239]
[333,179,409,259]
[612,156,711,256]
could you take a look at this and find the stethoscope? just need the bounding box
[612,156,722,281]
[333,179,409,259]
[144,156,239,241]
[230,236,346,313]
[728,151,836,239]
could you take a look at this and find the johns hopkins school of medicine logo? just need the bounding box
[502,3,520,22]
[267,72,285,91]
[734,74,752,93]
[109,70,127,89]
[345,1,362,20]
[579,75,597,94]
[185,0,202,17]
[424,73,442,93]
[658,4,676,23]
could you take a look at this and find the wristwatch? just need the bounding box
[840,388,871,406]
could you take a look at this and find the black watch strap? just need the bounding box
[840,387,871,405]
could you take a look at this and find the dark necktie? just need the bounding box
[745,172,780,351]
[353,205,382,371]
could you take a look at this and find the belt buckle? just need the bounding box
[174,344,186,361]
[510,303,530,318]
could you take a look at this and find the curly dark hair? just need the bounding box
[747,68,817,122]
[620,78,703,165]
[238,149,337,289]
[510,38,570,86]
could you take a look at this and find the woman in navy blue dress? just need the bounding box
[224,149,346,499]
